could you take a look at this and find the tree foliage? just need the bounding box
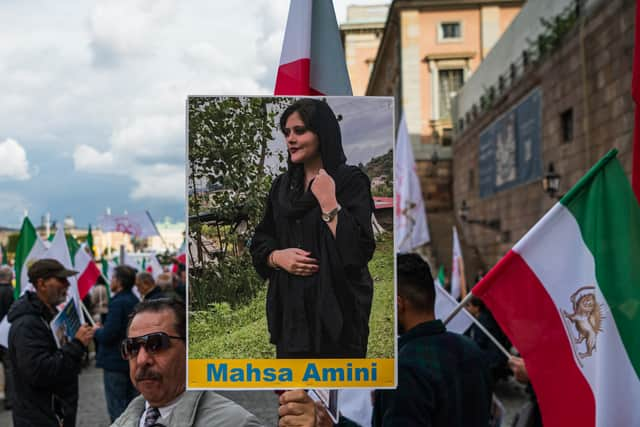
[188,96,292,308]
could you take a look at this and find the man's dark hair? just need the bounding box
[113,265,137,291]
[397,253,435,312]
[127,298,186,338]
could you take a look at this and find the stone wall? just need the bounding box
[452,0,635,267]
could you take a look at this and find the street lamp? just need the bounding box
[542,162,560,199]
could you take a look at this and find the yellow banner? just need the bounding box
[188,358,395,389]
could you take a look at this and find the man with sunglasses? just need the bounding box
[112,298,263,426]
[8,258,96,427]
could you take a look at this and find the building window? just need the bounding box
[439,22,461,41]
[468,169,475,191]
[561,108,573,143]
[439,69,464,120]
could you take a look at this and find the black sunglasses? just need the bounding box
[121,332,185,360]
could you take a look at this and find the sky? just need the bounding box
[0,0,388,229]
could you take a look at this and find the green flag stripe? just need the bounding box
[562,152,640,377]
[14,217,38,296]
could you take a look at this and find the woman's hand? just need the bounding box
[271,249,319,276]
[310,169,338,211]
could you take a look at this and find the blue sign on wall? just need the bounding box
[478,88,542,198]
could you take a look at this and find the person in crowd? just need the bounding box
[156,272,180,300]
[135,271,165,301]
[8,259,95,427]
[250,98,375,358]
[95,265,140,421]
[373,253,491,426]
[174,262,186,301]
[509,356,543,427]
[112,298,262,426]
[466,296,512,385]
[0,265,14,410]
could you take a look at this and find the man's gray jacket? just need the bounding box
[111,390,263,427]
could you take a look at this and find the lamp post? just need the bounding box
[542,162,561,199]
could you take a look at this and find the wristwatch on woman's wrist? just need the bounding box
[321,204,341,223]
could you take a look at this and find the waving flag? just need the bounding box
[472,150,640,426]
[395,113,430,252]
[275,0,352,95]
[74,244,101,300]
[15,217,47,296]
[98,210,160,238]
[49,227,84,322]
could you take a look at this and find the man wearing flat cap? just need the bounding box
[8,258,96,427]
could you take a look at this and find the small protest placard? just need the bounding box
[50,299,81,348]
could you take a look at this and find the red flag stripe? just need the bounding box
[275,59,324,96]
[77,261,101,300]
[473,250,595,427]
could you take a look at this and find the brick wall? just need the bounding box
[452,0,635,267]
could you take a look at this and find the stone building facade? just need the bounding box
[452,0,635,268]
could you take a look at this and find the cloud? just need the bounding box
[110,114,183,162]
[130,163,184,201]
[0,138,31,180]
[88,0,177,66]
[73,144,115,171]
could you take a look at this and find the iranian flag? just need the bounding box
[473,150,640,426]
[15,217,47,296]
[274,0,352,95]
[74,244,101,300]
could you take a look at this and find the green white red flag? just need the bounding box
[15,217,47,296]
[274,0,352,95]
[473,150,640,426]
[74,244,101,300]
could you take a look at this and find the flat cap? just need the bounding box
[28,258,78,283]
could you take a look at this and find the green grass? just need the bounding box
[188,234,395,359]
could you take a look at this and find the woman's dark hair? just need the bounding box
[279,98,346,198]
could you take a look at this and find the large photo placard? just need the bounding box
[186,96,396,389]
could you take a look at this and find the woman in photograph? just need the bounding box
[250,98,376,358]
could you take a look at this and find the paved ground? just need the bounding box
[0,363,528,426]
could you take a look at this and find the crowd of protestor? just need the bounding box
[0,253,541,427]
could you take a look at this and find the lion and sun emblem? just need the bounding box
[562,286,605,360]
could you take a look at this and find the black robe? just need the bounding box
[251,166,375,357]
[250,101,375,358]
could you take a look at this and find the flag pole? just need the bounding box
[80,300,96,327]
[464,311,511,359]
[443,292,474,325]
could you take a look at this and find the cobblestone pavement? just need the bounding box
[0,364,527,427]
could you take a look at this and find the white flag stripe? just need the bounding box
[278,0,312,65]
[450,226,463,300]
[434,284,473,334]
[49,227,84,323]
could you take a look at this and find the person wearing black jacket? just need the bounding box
[251,98,376,358]
[95,265,140,422]
[8,259,95,427]
[0,265,14,410]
